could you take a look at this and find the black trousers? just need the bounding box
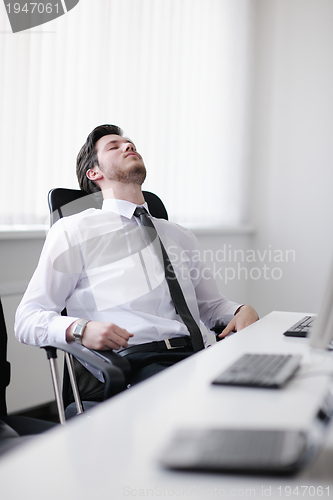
[65,347,194,418]
[125,348,195,385]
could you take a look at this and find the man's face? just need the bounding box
[94,134,146,185]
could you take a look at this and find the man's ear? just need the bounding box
[86,166,103,182]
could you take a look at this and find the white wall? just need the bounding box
[248,0,333,317]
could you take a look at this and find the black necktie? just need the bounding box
[134,206,204,352]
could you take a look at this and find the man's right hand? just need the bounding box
[66,320,133,350]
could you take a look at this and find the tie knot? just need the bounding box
[134,206,148,218]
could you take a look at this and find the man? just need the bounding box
[15,124,258,404]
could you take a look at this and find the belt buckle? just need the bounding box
[165,338,178,350]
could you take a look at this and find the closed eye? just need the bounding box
[104,140,119,151]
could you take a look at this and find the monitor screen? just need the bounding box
[309,260,333,349]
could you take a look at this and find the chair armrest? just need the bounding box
[41,342,130,400]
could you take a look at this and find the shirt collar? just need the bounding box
[102,198,149,219]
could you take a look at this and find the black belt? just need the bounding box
[117,336,193,357]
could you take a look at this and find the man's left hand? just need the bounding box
[218,305,259,339]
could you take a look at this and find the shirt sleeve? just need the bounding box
[182,229,241,331]
[14,217,83,346]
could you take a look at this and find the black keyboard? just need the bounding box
[212,353,302,388]
[283,316,315,337]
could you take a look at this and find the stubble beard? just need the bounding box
[102,162,147,186]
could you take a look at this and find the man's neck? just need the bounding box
[102,182,145,205]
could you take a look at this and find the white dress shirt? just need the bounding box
[15,199,240,349]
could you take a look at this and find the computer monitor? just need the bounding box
[309,260,333,349]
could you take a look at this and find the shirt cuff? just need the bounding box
[234,304,245,315]
[47,315,79,345]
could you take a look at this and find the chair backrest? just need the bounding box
[48,188,168,226]
[0,298,10,416]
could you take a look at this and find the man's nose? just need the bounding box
[125,142,135,152]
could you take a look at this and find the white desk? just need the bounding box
[1,311,333,499]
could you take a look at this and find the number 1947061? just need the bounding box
[6,3,60,14]
[277,486,329,497]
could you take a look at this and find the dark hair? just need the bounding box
[76,124,123,193]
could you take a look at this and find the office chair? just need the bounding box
[0,298,56,455]
[43,188,169,422]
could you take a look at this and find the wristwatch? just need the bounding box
[73,319,89,345]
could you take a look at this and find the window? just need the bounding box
[0,0,252,226]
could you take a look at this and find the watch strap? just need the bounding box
[73,319,89,344]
